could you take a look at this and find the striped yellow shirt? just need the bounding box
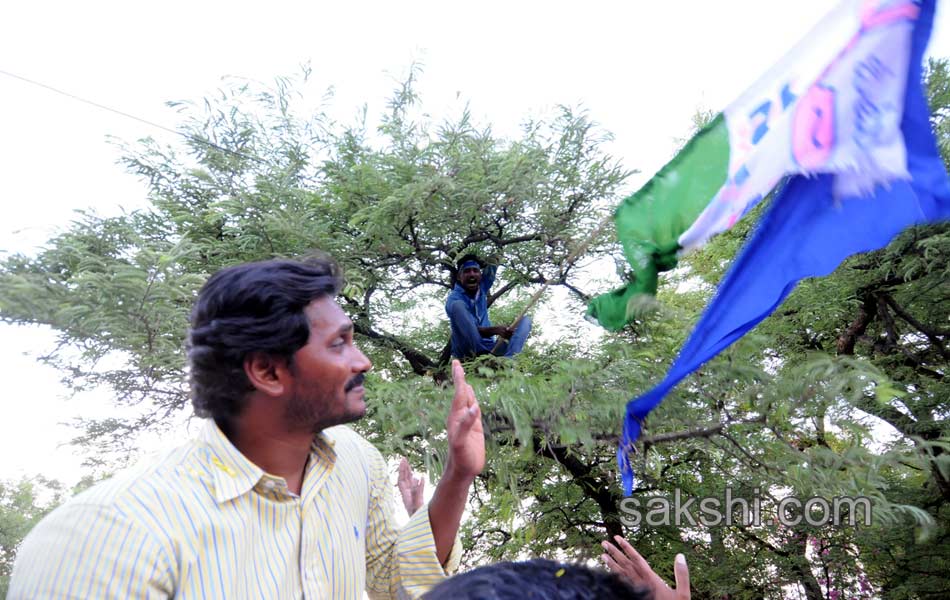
[9,420,460,599]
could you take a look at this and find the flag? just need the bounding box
[608,0,950,494]
[588,0,936,331]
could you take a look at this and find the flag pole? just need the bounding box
[489,211,615,354]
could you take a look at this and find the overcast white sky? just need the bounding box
[2,0,949,485]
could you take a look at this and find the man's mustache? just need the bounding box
[345,372,366,392]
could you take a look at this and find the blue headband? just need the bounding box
[460,260,481,271]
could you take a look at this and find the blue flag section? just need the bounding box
[619,0,950,494]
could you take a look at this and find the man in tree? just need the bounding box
[446,254,532,359]
[9,256,484,600]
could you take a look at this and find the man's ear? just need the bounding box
[243,352,291,397]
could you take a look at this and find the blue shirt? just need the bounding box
[445,264,496,352]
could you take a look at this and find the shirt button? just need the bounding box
[263,480,276,490]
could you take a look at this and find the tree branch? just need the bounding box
[352,320,435,376]
[881,293,950,360]
[532,435,624,540]
[640,415,767,451]
[836,293,877,355]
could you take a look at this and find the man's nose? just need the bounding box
[353,346,372,373]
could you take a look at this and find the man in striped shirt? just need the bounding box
[9,256,484,599]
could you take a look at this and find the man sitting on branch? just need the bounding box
[445,254,532,360]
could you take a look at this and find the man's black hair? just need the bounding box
[421,558,649,600]
[187,256,342,424]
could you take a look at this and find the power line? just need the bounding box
[0,68,265,164]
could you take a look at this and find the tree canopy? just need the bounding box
[1,62,948,599]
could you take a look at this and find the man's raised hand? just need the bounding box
[601,536,690,600]
[397,457,425,516]
[445,359,485,481]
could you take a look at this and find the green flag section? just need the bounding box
[587,113,729,331]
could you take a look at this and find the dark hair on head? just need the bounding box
[187,255,343,423]
[421,558,649,600]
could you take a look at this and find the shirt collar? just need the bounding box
[198,419,339,504]
[303,430,338,499]
[199,420,265,503]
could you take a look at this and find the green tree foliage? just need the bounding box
[1,61,949,598]
[0,477,64,596]
[0,66,630,450]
